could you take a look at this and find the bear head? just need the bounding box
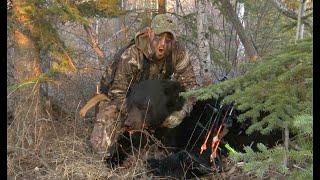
[124,80,185,131]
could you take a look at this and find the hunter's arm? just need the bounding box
[162,43,198,128]
[100,46,141,105]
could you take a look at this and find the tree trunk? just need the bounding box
[9,0,49,154]
[295,0,307,43]
[236,2,245,61]
[197,0,214,85]
[175,0,180,14]
[83,24,106,66]
[219,0,258,62]
[283,124,290,168]
[11,0,45,104]
[158,0,166,14]
[271,0,311,27]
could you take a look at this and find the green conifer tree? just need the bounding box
[183,38,312,178]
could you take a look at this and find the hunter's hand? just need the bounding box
[162,96,197,128]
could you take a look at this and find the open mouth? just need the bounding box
[157,47,165,56]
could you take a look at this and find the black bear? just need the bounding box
[105,80,187,166]
[106,80,229,178]
[107,80,282,178]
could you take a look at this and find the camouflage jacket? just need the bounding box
[100,29,198,106]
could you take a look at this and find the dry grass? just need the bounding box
[7,86,170,179]
[7,86,262,180]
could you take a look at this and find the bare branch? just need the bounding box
[218,0,258,62]
[61,48,77,71]
[83,24,106,66]
[270,0,312,28]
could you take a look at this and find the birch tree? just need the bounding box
[295,0,307,42]
[271,0,311,28]
[197,0,214,85]
[236,2,245,60]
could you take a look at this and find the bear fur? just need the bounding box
[124,80,185,130]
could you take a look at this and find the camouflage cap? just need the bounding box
[151,14,178,39]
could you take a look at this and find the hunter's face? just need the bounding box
[151,32,173,61]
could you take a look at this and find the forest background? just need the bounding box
[7,0,313,179]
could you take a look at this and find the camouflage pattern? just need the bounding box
[100,28,198,101]
[91,25,198,155]
[151,14,178,39]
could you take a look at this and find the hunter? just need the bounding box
[80,13,199,154]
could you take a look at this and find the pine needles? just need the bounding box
[183,38,313,178]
